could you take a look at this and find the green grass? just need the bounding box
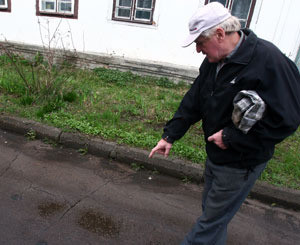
[260,131,300,189]
[0,54,299,190]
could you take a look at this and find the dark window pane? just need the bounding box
[0,0,5,5]
[46,3,55,9]
[43,1,55,10]
[135,10,151,20]
[60,3,72,11]
[231,0,252,20]
[119,0,132,7]
[117,8,131,18]
[137,0,152,9]
[209,0,227,7]
[239,20,246,28]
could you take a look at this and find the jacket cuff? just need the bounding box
[222,127,231,148]
[162,133,175,144]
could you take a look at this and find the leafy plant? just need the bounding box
[131,163,145,171]
[42,137,58,147]
[19,95,34,106]
[78,147,88,155]
[25,129,36,140]
[36,99,65,118]
[63,91,77,102]
[152,168,160,175]
[181,176,192,184]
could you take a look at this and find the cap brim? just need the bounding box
[181,32,201,48]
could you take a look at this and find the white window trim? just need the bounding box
[39,0,75,15]
[113,0,155,24]
[0,0,8,9]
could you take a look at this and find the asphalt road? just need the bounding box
[0,129,299,245]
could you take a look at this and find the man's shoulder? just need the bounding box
[244,29,282,57]
[256,38,281,56]
[256,38,297,70]
[246,30,287,62]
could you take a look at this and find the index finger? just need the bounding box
[149,147,158,158]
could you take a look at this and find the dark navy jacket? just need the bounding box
[162,29,300,168]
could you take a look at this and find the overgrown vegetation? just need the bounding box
[0,53,299,190]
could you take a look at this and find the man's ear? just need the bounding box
[215,28,226,41]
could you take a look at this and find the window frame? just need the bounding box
[0,0,11,12]
[205,0,256,28]
[112,0,156,25]
[36,0,79,19]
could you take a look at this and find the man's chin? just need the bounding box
[207,57,216,63]
[207,57,220,63]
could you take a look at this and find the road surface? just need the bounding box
[0,129,299,245]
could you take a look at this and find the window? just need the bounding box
[0,0,11,12]
[36,0,78,19]
[205,0,256,28]
[0,0,7,8]
[112,0,156,25]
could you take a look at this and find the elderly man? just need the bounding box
[149,2,300,245]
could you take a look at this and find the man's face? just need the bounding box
[195,33,222,63]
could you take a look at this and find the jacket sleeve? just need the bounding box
[223,55,300,152]
[162,76,203,143]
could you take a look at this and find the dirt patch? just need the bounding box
[38,201,66,218]
[78,209,121,237]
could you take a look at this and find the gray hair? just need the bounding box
[201,16,241,38]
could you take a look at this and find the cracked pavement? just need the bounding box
[0,129,299,245]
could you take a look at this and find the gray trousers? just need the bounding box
[181,158,267,245]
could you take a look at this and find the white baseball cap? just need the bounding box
[182,2,231,47]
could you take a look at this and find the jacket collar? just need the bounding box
[226,28,257,65]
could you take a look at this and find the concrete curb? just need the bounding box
[0,115,300,210]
